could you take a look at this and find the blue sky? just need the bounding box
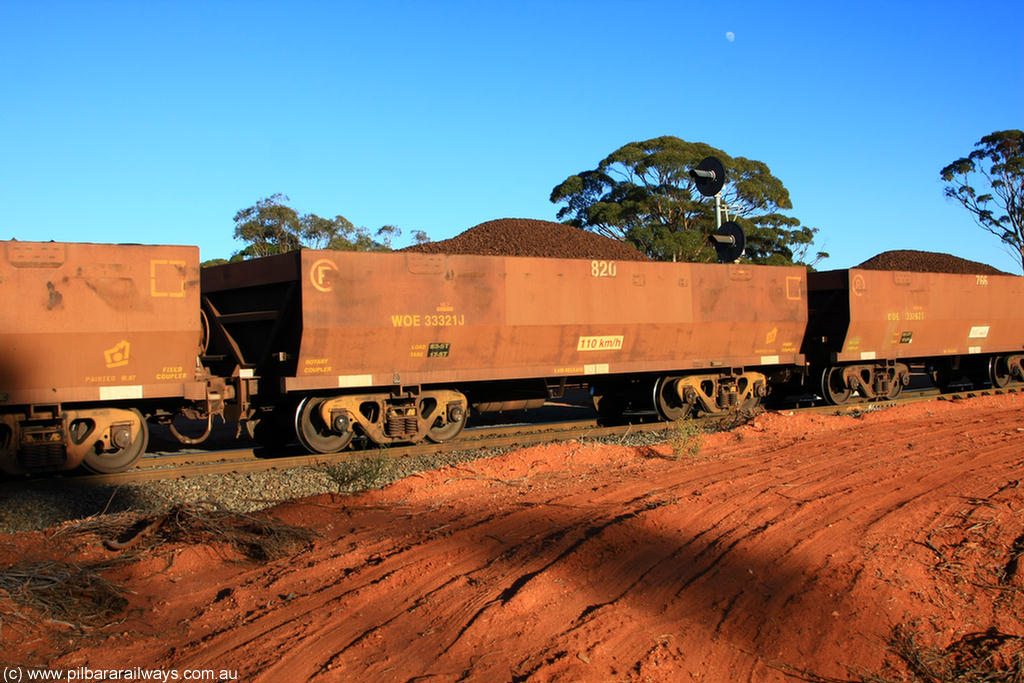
[2,0,1021,271]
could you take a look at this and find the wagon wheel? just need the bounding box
[740,396,761,412]
[989,356,1012,388]
[883,367,907,400]
[886,373,904,400]
[820,366,852,405]
[426,404,468,443]
[295,397,353,454]
[888,378,905,401]
[80,408,149,474]
[653,377,692,421]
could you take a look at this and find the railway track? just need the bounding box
[4,386,1021,490]
[124,418,628,484]
[4,417,655,488]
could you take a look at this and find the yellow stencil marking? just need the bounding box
[577,335,624,352]
[311,258,339,292]
[785,276,803,300]
[150,260,186,297]
[104,340,131,368]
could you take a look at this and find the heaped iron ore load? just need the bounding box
[857,249,1008,275]
[402,218,650,261]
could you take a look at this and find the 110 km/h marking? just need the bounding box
[577,335,624,351]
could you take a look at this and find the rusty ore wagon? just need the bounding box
[804,268,1024,403]
[200,250,808,453]
[0,241,228,473]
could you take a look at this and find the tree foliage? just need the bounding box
[232,193,400,259]
[201,194,421,266]
[550,136,825,266]
[940,130,1024,274]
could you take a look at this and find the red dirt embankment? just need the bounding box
[8,394,1024,682]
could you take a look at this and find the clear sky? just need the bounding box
[2,0,1021,271]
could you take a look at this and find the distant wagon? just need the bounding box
[804,268,1024,403]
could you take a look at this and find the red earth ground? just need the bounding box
[4,393,1024,682]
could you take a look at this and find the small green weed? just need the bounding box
[321,455,395,491]
[669,418,703,459]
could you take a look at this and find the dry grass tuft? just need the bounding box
[62,502,318,561]
[320,454,396,491]
[880,624,1024,683]
[0,559,126,630]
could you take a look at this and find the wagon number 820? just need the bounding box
[591,260,617,277]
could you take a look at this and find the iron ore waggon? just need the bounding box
[804,268,1024,403]
[201,250,808,453]
[0,241,230,474]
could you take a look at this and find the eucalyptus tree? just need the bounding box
[550,136,825,265]
[223,194,403,264]
[940,130,1024,273]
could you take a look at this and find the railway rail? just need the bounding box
[5,386,1019,491]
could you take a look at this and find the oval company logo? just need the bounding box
[852,274,867,297]
[310,258,339,292]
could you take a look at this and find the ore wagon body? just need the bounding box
[202,249,807,451]
[804,268,1024,402]
[0,241,210,473]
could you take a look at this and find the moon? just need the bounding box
[726,31,735,42]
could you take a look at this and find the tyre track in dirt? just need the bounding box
[254,414,1012,678]
[23,394,1024,683]
[156,505,528,671]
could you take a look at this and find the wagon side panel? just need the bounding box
[831,269,1024,362]
[288,251,807,391]
[0,241,203,406]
